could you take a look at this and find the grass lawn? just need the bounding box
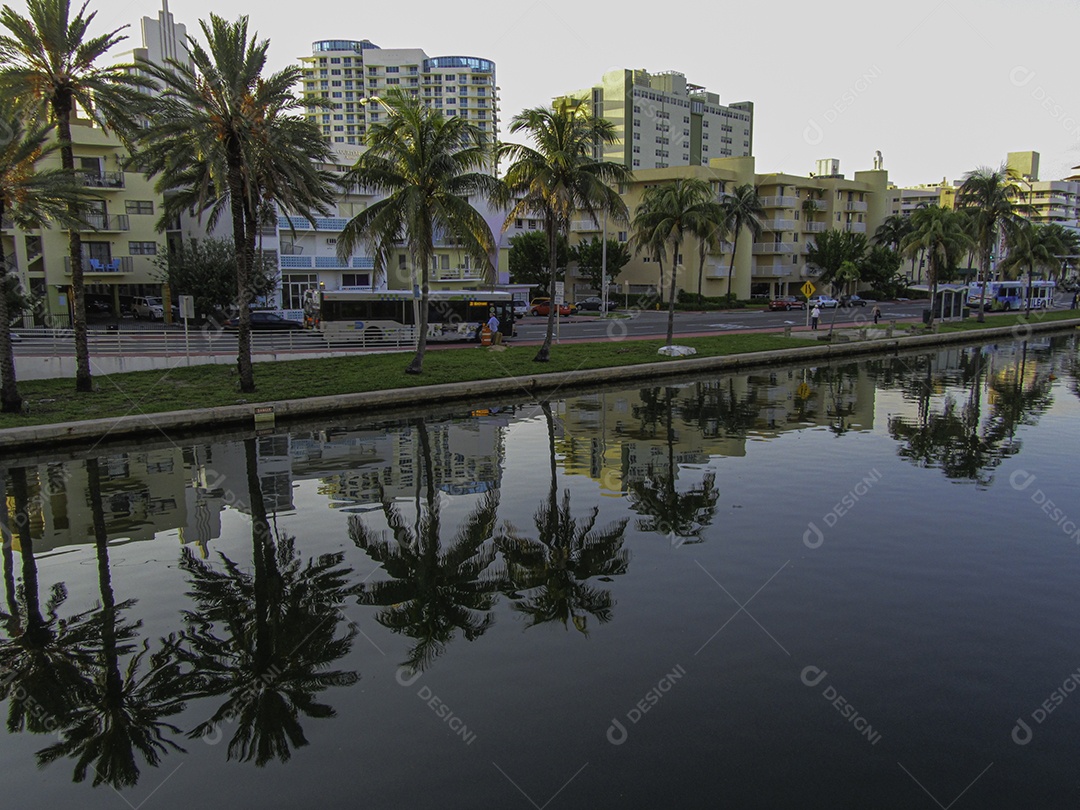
[0,332,816,430]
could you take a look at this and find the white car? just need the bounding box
[512,300,529,318]
[809,295,839,309]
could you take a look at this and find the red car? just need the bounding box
[768,296,805,311]
[530,298,576,317]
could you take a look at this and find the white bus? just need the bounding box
[967,280,1056,311]
[318,289,516,343]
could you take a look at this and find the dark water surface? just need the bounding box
[2,336,1080,808]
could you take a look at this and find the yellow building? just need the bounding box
[5,116,168,326]
[568,156,889,300]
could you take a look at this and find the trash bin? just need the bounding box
[922,309,932,325]
[961,308,970,320]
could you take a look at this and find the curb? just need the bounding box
[2,317,1077,452]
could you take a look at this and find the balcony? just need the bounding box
[844,201,868,212]
[278,215,350,231]
[436,267,484,281]
[803,221,827,232]
[752,263,789,277]
[844,222,867,233]
[760,196,799,208]
[77,171,125,190]
[78,214,129,232]
[803,199,827,211]
[63,256,133,273]
[572,219,602,232]
[762,219,796,231]
[752,243,794,254]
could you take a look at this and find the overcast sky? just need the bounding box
[36,0,1080,186]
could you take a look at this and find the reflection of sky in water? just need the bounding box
[2,336,1080,808]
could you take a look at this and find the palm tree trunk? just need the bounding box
[244,437,277,673]
[11,466,48,642]
[1025,264,1033,317]
[405,244,431,375]
[534,217,559,363]
[666,244,678,346]
[0,205,22,413]
[696,240,705,302]
[54,103,92,393]
[928,257,938,328]
[87,458,125,712]
[976,245,988,323]
[1,466,19,622]
[541,401,558,535]
[227,155,255,393]
[726,230,739,304]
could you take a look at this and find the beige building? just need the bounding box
[1007,151,1080,230]
[568,156,889,300]
[566,68,753,170]
[5,116,169,327]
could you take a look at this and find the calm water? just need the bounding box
[2,336,1079,808]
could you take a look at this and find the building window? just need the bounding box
[125,200,153,215]
[129,241,157,255]
[342,273,370,287]
[386,66,399,73]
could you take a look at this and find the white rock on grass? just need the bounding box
[657,345,697,357]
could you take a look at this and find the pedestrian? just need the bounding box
[1072,293,1078,310]
[811,305,821,331]
[486,308,502,345]
[872,305,881,325]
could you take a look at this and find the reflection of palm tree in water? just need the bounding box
[628,387,719,545]
[36,458,189,788]
[497,402,629,634]
[179,439,359,765]
[351,420,503,672]
[0,466,98,736]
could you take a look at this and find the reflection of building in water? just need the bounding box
[12,450,189,553]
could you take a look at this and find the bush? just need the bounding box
[673,291,761,310]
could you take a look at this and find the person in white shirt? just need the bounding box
[810,305,821,331]
[486,309,502,344]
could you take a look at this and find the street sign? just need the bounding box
[179,295,195,320]
[801,281,816,298]
[554,281,565,306]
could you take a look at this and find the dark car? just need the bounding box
[768,296,804,311]
[225,311,305,330]
[575,296,618,312]
[840,294,873,307]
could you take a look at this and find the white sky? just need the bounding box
[31,0,1080,187]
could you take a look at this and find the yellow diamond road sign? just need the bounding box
[801,281,816,298]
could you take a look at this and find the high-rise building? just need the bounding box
[565,68,753,169]
[298,40,497,148]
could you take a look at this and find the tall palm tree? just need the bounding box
[631,179,721,346]
[0,101,84,413]
[695,216,728,303]
[0,0,150,393]
[178,439,359,765]
[338,89,499,375]
[956,165,1018,322]
[717,183,764,302]
[999,221,1067,316]
[900,206,973,327]
[37,457,189,788]
[496,402,629,634]
[138,15,334,393]
[350,419,503,672]
[500,98,631,362]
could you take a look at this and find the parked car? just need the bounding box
[512,299,529,318]
[840,294,873,307]
[808,295,839,309]
[224,311,305,330]
[130,296,174,320]
[767,296,805,311]
[530,298,576,317]
[575,296,618,312]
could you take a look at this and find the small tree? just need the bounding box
[508,231,567,288]
[807,229,868,295]
[568,236,630,293]
[153,238,275,322]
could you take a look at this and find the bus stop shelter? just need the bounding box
[909,284,969,322]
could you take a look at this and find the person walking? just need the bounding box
[872,305,882,325]
[1071,292,1078,310]
[486,308,502,345]
[811,305,821,331]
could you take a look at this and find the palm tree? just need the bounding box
[717,183,764,302]
[631,203,668,306]
[350,419,503,672]
[337,90,499,375]
[1040,224,1079,283]
[999,221,1067,316]
[496,402,629,634]
[956,165,1018,322]
[0,101,84,413]
[138,15,334,393]
[826,260,861,338]
[900,206,973,327]
[35,458,190,788]
[0,0,150,393]
[178,439,359,765]
[872,214,912,253]
[631,179,721,346]
[695,215,728,303]
[500,98,631,362]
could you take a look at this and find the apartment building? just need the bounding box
[298,40,498,150]
[565,68,753,170]
[1006,151,1080,230]
[568,156,889,301]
